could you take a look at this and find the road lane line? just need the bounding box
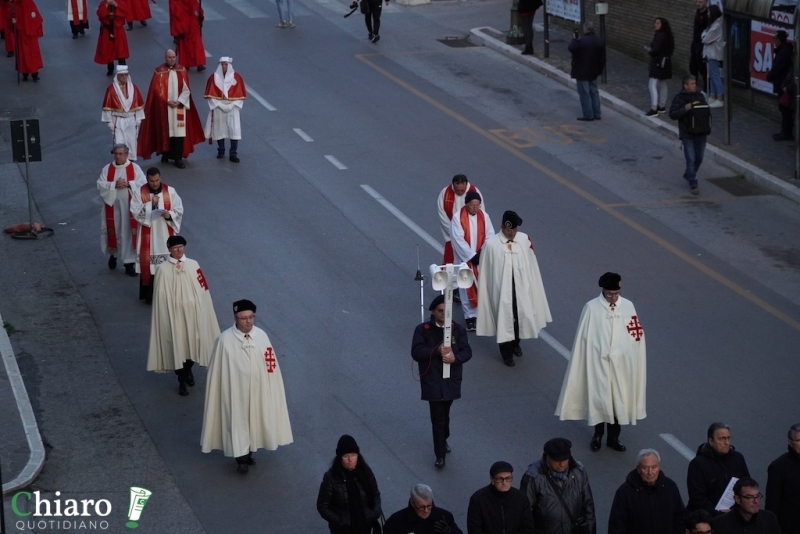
[223,0,268,17]
[246,85,277,111]
[660,433,696,461]
[200,4,224,19]
[361,184,573,360]
[293,128,314,142]
[205,49,212,58]
[148,5,169,23]
[356,53,800,333]
[325,155,348,170]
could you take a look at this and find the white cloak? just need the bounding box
[146,256,220,372]
[130,185,183,274]
[201,325,293,457]
[555,295,646,426]
[97,161,146,263]
[204,102,242,140]
[476,232,552,343]
[436,184,485,242]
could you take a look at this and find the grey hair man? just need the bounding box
[766,423,800,534]
[687,423,750,516]
[568,21,606,121]
[608,449,686,534]
[383,484,463,534]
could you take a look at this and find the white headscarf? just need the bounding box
[213,57,237,98]
[113,66,134,111]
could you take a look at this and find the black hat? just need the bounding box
[336,434,360,456]
[502,211,523,229]
[465,191,482,204]
[543,438,572,461]
[598,272,621,291]
[428,294,445,311]
[232,299,257,314]
[490,461,514,477]
[166,235,186,248]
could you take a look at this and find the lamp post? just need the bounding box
[507,0,525,45]
[429,263,474,378]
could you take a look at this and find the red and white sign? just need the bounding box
[750,20,795,93]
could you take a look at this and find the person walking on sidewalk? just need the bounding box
[518,0,542,55]
[701,5,725,108]
[569,21,606,122]
[645,17,674,117]
[669,75,710,196]
[363,0,388,44]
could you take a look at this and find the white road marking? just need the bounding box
[325,155,348,170]
[200,4,225,20]
[205,49,212,58]
[224,0,268,18]
[361,184,573,360]
[293,128,314,142]
[660,433,696,461]
[148,5,169,23]
[246,85,277,111]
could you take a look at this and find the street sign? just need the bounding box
[10,119,42,163]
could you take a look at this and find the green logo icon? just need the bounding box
[125,487,152,528]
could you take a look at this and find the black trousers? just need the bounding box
[689,51,707,91]
[106,57,126,73]
[364,5,381,36]
[520,12,534,52]
[594,421,621,443]
[779,103,795,138]
[174,360,194,383]
[70,21,88,36]
[139,276,154,303]
[429,400,453,459]
[498,279,520,362]
[168,136,185,162]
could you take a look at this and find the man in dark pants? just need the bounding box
[363,0,388,43]
[568,21,606,121]
[690,0,709,91]
[767,30,795,141]
[411,295,472,469]
[518,0,542,55]
[766,423,800,534]
[669,74,709,196]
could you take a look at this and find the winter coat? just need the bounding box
[766,447,800,534]
[467,484,535,534]
[648,30,674,80]
[701,18,725,61]
[712,506,782,534]
[317,462,382,534]
[780,66,797,110]
[411,318,472,401]
[768,42,795,94]
[517,0,542,15]
[607,469,685,534]
[669,89,710,139]
[569,31,606,81]
[686,443,750,516]
[520,458,596,534]
[384,504,463,534]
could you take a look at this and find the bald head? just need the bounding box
[165,49,177,66]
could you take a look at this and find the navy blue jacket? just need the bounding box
[569,31,606,81]
[411,317,472,401]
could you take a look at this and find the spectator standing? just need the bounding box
[608,449,685,534]
[645,17,674,117]
[383,484,462,534]
[467,461,534,534]
[518,0,542,55]
[669,74,710,196]
[767,30,795,141]
[701,6,725,108]
[712,478,781,534]
[274,0,293,27]
[685,509,715,534]
[568,21,606,121]
[690,0,710,92]
[766,423,800,534]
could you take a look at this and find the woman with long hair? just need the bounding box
[317,435,383,534]
[645,17,675,116]
[702,5,725,108]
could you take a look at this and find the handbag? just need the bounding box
[780,91,791,108]
[545,476,587,534]
[359,0,370,14]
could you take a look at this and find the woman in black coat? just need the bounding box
[645,17,675,116]
[317,435,383,534]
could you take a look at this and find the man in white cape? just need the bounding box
[146,235,220,396]
[555,272,646,453]
[477,210,552,367]
[101,65,145,160]
[129,167,183,304]
[203,56,247,162]
[450,190,494,332]
[97,143,146,276]
[201,299,293,473]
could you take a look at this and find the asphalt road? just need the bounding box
[1,0,799,532]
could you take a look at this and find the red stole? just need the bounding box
[441,184,476,264]
[138,184,174,286]
[459,207,485,309]
[69,0,88,24]
[104,163,136,251]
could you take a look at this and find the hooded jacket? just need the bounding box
[520,457,596,534]
[669,89,710,139]
[607,469,685,534]
[687,443,750,516]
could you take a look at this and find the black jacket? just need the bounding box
[520,457,596,534]
[317,462,382,534]
[686,443,750,516]
[648,30,674,80]
[607,469,685,534]
[517,0,542,14]
[569,31,606,81]
[467,485,535,534]
[669,89,709,139]
[411,318,472,401]
[691,8,710,53]
[767,42,794,94]
[712,506,781,534]
[384,504,463,534]
[766,447,800,534]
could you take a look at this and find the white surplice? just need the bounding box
[129,185,183,274]
[97,161,146,263]
[436,184,485,242]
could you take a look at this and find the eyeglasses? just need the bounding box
[235,315,255,322]
[738,493,762,501]
[413,503,433,512]
[691,530,713,534]
[493,476,513,483]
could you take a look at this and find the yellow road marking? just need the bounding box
[355,53,800,332]
[604,196,740,208]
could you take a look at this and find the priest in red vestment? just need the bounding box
[11,0,43,81]
[169,0,205,70]
[94,0,128,76]
[437,174,485,264]
[1,0,16,56]
[67,0,88,38]
[137,49,204,168]
[125,0,149,30]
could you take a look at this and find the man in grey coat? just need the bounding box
[520,438,596,534]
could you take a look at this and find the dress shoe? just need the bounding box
[577,117,594,121]
[590,435,601,451]
[445,441,451,454]
[435,457,445,468]
[108,256,117,269]
[197,65,206,72]
[503,358,515,367]
[245,454,256,465]
[513,345,523,357]
[32,73,39,82]
[22,74,28,81]
[521,48,533,55]
[216,151,224,159]
[178,382,189,396]
[140,20,147,26]
[229,156,240,163]
[175,160,186,169]
[72,34,78,39]
[186,370,195,387]
[607,440,627,452]
[237,463,249,474]
[126,21,133,30]
[371,34,380,43]
[160,154,169,163]
[7,51,14,57]
[124,263,137,276]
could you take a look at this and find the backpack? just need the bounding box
[686,101,711,135]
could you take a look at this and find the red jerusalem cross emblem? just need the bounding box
[626,316,643,341]
[196,269,209,290]
[264,347,276,373]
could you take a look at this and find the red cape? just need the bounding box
[13,0,43,73]
[102,82,145,112]
[137,63,205,159]
[126,0,150,21]
[203,72,247,100]
[94,0,129,64]
[169,0,204,67]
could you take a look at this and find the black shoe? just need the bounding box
[32,73,39,82]
[160,154,169,163]
[590,435,601,451]
[175,160,186,169]
[521,48,533,55]
[216,151,224,159]
[435,457,445,468]
[124,263,136,276]
[237,463,249,474]
[245,454,256,465]
[140,20,147,26]
[197,65,206,72]
[607,440,627,452]
[72,34,78,39]
[7,51,14,57]
[368,33,373,40]
[445,441,451,454]
[127,22,133,30]
[465,318,476,332]
[645,109,658,117]
[186,369,195,387]
[577,117,594,121]
[178,382,189,396]
[657,106,666,113]
[22,74,28,81]
[108,256,117,269]
[503,358,515,367]
[229,156,240,163]
[512,345,522,357]
[371,34,380,43]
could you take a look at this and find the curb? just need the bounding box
[1,310,45,494]
[469,26,800,205]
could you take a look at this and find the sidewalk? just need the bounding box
[469,23,800,204]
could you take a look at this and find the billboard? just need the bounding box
[750,20,795,93]
[546,0,580,23]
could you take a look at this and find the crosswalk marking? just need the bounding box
[224,0,269,18]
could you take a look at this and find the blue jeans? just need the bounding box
[708,59,723,97]
[576,79,601,119]
[682,136,707,188]
[276,0,294,23]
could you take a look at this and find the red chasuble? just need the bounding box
[458,206,486,309]
[169,0,204,68]
[94,0,128,64]
[101,81,145,112]
[203,72,247,100]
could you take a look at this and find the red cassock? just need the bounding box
[1,0,14,54]
[13,0,43,74]
[67,0,89,28]
[137,63,205,159]
[94,0,128,64]
[169,0,204,68]
[126,0,150,22]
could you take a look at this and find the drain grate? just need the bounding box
[437,37,477,48]
[707,176,770,196]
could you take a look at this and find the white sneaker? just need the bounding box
[708,100,724,108]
